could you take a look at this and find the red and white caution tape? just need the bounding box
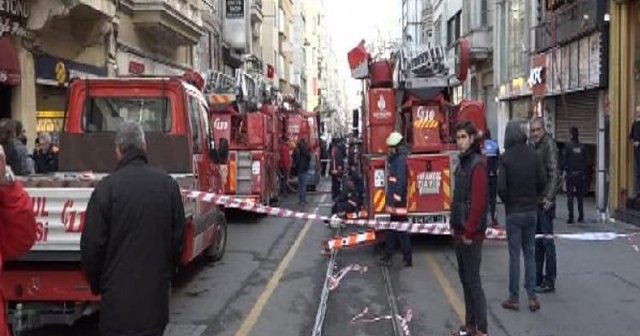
[183,190,640,248]
[327,264,368,291]
[351,306,413,336]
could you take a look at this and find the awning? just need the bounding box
[0,37,21,86]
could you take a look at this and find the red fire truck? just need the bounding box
[203,70,280,205]
[279,99,322,191]
[347,38,487,226]
[2,75,227,333]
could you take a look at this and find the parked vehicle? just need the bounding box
[3,75,227,334]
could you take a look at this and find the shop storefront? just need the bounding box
[116,49,190,77]
[0,0,30,119]
[34,54,108,143]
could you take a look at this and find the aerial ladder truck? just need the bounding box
[347,38,487,227]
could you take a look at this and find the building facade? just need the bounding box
[1,0,117,146]
[609,0,640,217]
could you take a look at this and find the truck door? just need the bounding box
[187,93,211,193]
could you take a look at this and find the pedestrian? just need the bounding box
[33,132,59,174]
[529,117,559,294]
[498,119,546,313]
[0,144,38,336]
[81,121,185,336]
[0,119,29,176]
[449,121,488,336]
[484,129,500,226]
[12,121,34,175]
[320,138,329,177]
[330,138,346,199]
[380,131,412,267]
[292,138,311,205]
[563,127,588,223]
[631,105,640,198]
[278,135,292,194]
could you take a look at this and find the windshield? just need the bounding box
[84,97,172,132]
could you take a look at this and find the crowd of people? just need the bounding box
[0,119,59,176]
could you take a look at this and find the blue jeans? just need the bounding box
[298,171,308,203]
[506,210,537,300]
[535,205,557,287]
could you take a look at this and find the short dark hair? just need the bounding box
[455,120,478,137]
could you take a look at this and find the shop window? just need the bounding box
[83,97,172,133]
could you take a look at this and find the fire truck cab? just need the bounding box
[203,70,280,205]
[3,75,228,333]
[348,38,487,227]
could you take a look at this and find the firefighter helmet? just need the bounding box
[386,132,403,147]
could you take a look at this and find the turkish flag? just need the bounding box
[266,64,275,79]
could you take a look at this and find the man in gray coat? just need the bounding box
[529,117,559,293]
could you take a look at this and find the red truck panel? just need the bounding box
[411,104,444,153]
[406,154,452,214]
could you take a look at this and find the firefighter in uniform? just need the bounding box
[380,132,412,267]
[563,127,588,223]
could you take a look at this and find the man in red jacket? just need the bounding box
[449,121,488,336]
[0,144,38,336]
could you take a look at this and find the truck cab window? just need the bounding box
[84,97,172,132]
[188,96,203,154]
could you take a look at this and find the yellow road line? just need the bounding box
[235,194,327,336]
[425,253,465,323]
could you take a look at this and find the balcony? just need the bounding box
[251,0,263,24]
[461,0,492,61]
[127,0,204,46]
[462,28,492,61]
[533,0,602,52]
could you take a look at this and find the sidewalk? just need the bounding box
[494,195,639,235]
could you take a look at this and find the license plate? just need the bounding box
[410,215,445,224]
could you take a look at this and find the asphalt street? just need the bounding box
[21,180,640,336]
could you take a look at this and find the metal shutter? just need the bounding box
[555,90,598,144]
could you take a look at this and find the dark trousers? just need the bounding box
[384,215,412,261]
[535,205,557,287]
[488,177,498,223]
[331,175,342,199]
[332,200,357,215]
[321,161,328,176]
[506,211,537,301]
[455,240,487,334]
[566,172,585,220]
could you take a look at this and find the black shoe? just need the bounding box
[567,218,574,224]
[578,217,584,223]
[535,284,555,293]
[403,259,413,267]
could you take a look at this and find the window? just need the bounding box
[188,96,202,153]
[434,18,441,45]
[447,11,461,46]
[480,0,488,26]
[199,101,211,143]
[84,97,172,133]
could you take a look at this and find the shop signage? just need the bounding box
[528,67,544,86]
[225,0,244,19]
[128,61,145,75]
[0,0,31,38]
[529,54,547,98]
[35,54,107,86]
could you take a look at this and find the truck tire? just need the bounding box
[205,211,227,262]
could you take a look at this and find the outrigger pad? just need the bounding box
[59,133,192,173]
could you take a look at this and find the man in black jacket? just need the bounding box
[563,127,588,223]
[498,119,546,313]
[293,139,311,205]
[330,138,346,200]
[81,121,185,336]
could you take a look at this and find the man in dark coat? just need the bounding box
[292,139,311,205]
[81,121,185,336]
[330,138,346,200]
[33,132,59,174]
[563,127,588,223]
[530,117,559,294]
[630,106,640,198]
[498,119,546,313]
[380,131,412,267]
